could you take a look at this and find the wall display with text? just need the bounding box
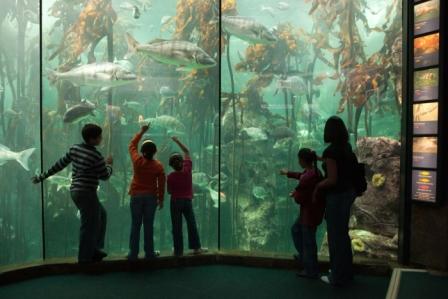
[413,102,438,134]
[414,0,439,35]
[412,137,438,169]
[414,33,439,68]
[412,170,437,202]
[414,68,438,102]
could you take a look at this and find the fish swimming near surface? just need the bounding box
[0,144,35,171]
[125,33,216,72]
[222,15,277,44]
[47,62,137,91]
[275,76,307,96]
[63,99,96,123]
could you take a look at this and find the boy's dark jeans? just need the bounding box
[170,199,201,255]
[291,219,319,277]
[71,191,106,263]
[128,195,158,259]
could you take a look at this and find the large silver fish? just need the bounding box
[63,99,96,123]
[125,33,216,71]
[0,144,35,171]
[222,16,277,44]
[139,115,185,132]
[48,62,137,90]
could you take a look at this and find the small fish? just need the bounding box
[270,126,295,140]
[207,182,226,208]
[125,33,216,71]
[252,186,268,199]
[123,100,143,112]
[260,5,275,18]
[240,127,268,141]
[193,172,210,193]
[159,86,177,98]
[277,1,290,10]
[63,99,96,123]
[0,144,35,171]
[160,15,175,33]
[160,15,172,26]
[276,76,307,96]
[222,16,277,44]
[47,173,72,191]
[119,2,141,19]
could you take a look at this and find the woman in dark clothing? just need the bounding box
[313,116,356,286]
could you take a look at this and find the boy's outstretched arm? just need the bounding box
[129,124,149,162]
[32,151,72,184]
[171,136,190,159]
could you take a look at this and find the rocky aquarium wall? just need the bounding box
[0,0,401,267]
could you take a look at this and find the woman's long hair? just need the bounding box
[324,116,349,145]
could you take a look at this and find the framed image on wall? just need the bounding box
[413,102,438,134]
[412,137,438,169]
[414,0,440,35]
[412,170,437,202]
[414,33,439,68]
[414,68,438,102]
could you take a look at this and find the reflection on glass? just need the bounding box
[413,102,438,134]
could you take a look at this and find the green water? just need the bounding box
[0,0,402,267]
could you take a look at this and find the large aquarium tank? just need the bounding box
[220,0,402,260]
[0,0,401,267]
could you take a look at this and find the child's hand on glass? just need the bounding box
[279,168,288,175]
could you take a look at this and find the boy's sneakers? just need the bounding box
[320,275,331,284]
[192,248,208,255]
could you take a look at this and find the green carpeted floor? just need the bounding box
[398,271,448,299]
[0,265,390,299]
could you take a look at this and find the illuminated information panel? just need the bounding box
[412,0,441,203]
